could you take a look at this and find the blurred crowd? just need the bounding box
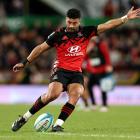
[0,24,140,84]
[0,23,55,84]
[106,27,140,70]
[0,0,24,17]
[0,0,140,17]
[103,0,140,17]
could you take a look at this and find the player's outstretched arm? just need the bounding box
[97,7,140,34]
[13,42,50,72]
[27,42,50,63]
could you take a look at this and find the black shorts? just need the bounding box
[50,68,84,91]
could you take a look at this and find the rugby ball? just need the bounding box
[34,113,54,132]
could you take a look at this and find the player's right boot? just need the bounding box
[51,125,64,132]
[11,115,27,132]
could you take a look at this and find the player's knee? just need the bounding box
[70,90,82,98]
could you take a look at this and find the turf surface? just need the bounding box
[0,105,140,140]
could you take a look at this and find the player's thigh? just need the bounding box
[68,83,84,98]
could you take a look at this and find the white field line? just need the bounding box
[0,132,140,139]
[46,133,140,139]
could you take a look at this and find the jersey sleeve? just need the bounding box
[45,31,58,47]
[84,26,98,38]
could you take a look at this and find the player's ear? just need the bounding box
[66,17,69,22]
[78,19,81,25]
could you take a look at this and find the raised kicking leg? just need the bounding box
[11,82,63,131]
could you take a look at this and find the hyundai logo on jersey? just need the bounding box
[65,45,84,56]
[67,45,81,53]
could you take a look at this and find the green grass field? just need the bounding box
[0,105,140,140]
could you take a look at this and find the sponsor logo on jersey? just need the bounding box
[67,45,81,53]
[65,45,84,56]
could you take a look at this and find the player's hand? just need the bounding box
[105,66,113,73]
[13,63,25,72]
[127,7,140,20]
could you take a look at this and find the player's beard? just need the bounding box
[67,27,79,32]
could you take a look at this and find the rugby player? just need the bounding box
[12,7,140,132]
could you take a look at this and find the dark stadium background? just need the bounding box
[0,1,140,140]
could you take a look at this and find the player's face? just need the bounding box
[66,17,80,32]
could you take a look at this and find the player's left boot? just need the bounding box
[11,115,27,132]
[51,125,64,132]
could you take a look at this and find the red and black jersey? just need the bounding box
[46,26,97,72]
[84,40,111,74]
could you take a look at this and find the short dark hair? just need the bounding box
[66,8,81,19]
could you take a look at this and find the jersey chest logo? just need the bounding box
[65,45,84,56]
[67,45,81,53]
